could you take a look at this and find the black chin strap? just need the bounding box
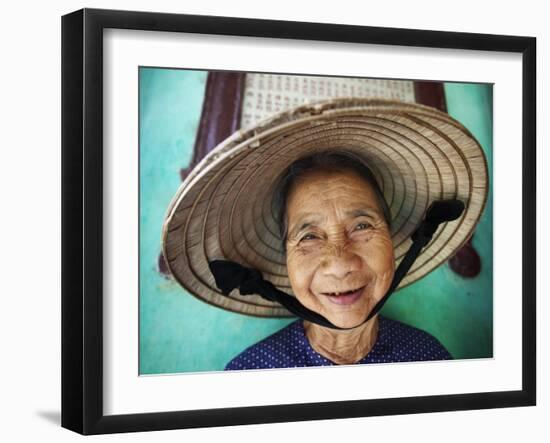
[209,199,465,330]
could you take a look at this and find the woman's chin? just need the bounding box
[319,294,375,329]
[301,289,375,329]
[324,311,371,329]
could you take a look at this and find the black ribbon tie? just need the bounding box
[209,199,465,330]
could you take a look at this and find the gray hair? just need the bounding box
[272,151,392,246]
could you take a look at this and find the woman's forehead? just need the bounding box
[287,168,381,207]
[286,168,384,224]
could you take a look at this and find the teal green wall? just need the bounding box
[382,82,493,359]
[139,68,493,374]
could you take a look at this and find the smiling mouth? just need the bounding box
[321,286,366,306]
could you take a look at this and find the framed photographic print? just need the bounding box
[61,8,536,435]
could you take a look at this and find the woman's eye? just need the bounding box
[355,222,370,231]
[300,233,317,242]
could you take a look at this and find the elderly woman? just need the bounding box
[162,98,488,370]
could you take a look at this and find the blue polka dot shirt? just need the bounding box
[225,316,451,370]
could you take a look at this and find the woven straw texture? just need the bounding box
[162,98,489,317]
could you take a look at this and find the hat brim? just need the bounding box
[162,98,489,317]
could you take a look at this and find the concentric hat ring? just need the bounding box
[162,98,489,317]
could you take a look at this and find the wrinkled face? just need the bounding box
[285,168,395,329]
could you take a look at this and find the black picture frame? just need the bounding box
[61,8,536,435]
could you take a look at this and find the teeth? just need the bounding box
[328,289,357,296]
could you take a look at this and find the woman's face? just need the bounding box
[285,167,395,329]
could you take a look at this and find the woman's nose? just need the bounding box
[321,250,362,280]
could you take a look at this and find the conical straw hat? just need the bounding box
[162,98,489,317]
